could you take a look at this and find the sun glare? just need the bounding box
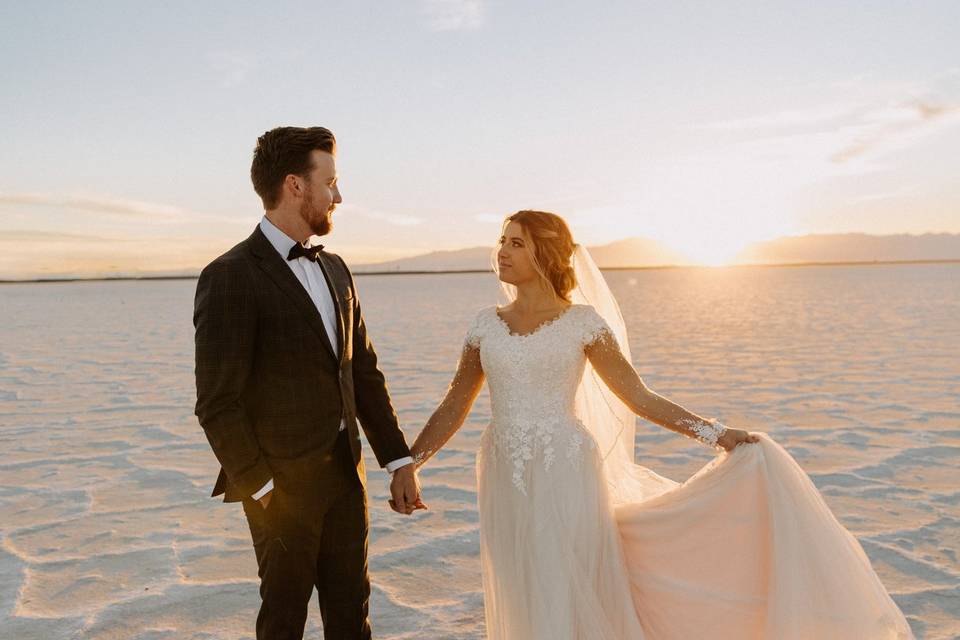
[637,201,797,267]
[672,233,751,266]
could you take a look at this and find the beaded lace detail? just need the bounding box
[463,304,608,494]
[677,416,727,450]
[411,303,725,494]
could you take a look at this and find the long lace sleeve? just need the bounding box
[410,311,487,467]
[581,308,728,450]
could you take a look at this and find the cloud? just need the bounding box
[0,229,127,242]
[830,101,960,163]
[691,101,960,179]
[420,0,484,31]
[0,192,185,219]
[694,69,960,171]
[0,191,248,224]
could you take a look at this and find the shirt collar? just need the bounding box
[259,215,320,260]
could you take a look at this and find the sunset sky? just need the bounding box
[2,1,959,277]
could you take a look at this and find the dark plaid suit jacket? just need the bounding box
[193,225,411,502]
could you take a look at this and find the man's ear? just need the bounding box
[284,174,303,199]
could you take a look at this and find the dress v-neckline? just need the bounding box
[494,304,576,339]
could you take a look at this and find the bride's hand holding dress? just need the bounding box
[717,427,760,450]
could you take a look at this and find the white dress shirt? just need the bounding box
[252,216,412,500]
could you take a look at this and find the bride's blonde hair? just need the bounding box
[498,210,577,302]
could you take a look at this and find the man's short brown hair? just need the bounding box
[250,126,336,209]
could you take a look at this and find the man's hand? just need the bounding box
[389,464,427,515]
[258,489,273,510]
[718,428,760,452]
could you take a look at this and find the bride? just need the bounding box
[406,210,915,639]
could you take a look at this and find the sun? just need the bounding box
[634,203,797,267]
[674,236,749,266]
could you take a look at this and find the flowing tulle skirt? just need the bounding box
[477,427,915,639]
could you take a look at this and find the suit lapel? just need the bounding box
[247,226,339,363]
[316,253,346,365]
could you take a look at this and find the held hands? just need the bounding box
[389,464,428,515]
[717,427,760,452]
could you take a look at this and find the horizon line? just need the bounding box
[2,258,958,285]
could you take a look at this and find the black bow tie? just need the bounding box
[287,243,324,262]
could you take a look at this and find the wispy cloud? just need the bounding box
[0,229,130,242]
[689,105,959,185]
[1,192,185,219]
[0,191,247,224]
[693,67,960,172]
[420,0,484,31]
[830,101,960,163]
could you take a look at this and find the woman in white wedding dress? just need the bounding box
[408,210,915,639]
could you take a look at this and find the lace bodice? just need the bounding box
[409,303,727,494]
[466,304,606,425]
[457,304,609,492]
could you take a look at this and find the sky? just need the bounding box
[2,1,959,277]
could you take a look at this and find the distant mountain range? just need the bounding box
[352,237,693,272]
[734,232,960,264]
[3,231,957,282]
[354,232,960,272]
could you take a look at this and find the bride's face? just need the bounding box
[496,221,538,285]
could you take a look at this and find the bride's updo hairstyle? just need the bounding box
[502,210,577,302]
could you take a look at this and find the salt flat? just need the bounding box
[1,263,957,639]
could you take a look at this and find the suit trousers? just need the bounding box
[241,429,371,640]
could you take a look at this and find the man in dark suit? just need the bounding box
[193,126,423,640]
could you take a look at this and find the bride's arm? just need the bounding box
[410,342,486,468]
[584,329,756,450]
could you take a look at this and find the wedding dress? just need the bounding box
[412,249,915,639]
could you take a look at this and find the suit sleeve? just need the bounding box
[193,259,273,495]
[337,256,412,467]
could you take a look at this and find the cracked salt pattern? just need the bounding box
[0,263,956,639]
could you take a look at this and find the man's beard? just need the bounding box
[300,192,332,236]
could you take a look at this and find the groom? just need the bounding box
[193,126,422,639]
